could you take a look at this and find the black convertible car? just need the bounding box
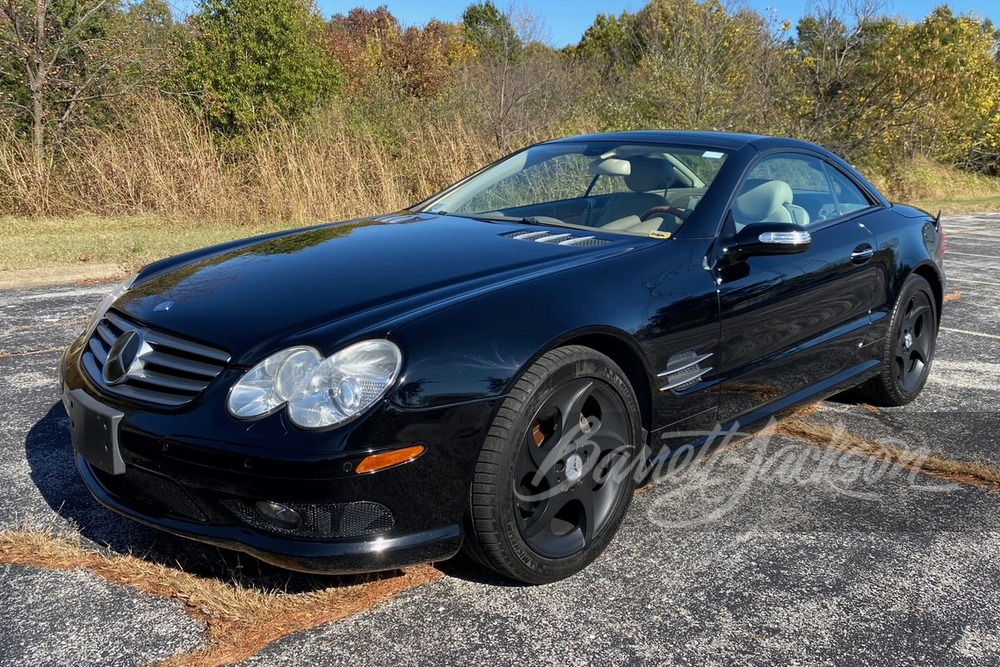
[61,131,945,584]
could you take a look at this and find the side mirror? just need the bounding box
[729,223,811,262]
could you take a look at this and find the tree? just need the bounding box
[589,0,791,134]
[0,0,163,169]
[180,0,341,136]
[459,2,572,150]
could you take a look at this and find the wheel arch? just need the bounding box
[542,328,654,437]
[911,261,944,325]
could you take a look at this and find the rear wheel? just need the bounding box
[857,274,938,406]
[464,346,642,584]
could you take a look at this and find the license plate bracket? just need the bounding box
[65,388,125,475]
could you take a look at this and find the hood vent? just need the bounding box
[501,230,612,247]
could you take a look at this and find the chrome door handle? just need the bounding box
[851,246,874,264]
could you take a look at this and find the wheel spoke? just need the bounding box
[575,485,599,543]
[913,331,932,360]
[522,492,570,538]
[549,380,595,439]
[520,433,561,483]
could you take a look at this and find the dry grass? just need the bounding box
[0,97,505,224]
[943,291,962,304]
[777,413,1000,493]
[884,155,1000,214]
[3,97,1000,272]
[0,528,441,667]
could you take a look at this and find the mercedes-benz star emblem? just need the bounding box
[103,329,143,385]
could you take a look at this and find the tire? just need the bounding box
[856,273,938,406]
[463,345,643,584]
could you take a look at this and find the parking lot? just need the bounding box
[2,213,999,667]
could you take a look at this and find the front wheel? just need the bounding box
[857,273,938,406]
[463,346,642,584]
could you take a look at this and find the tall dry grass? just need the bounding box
[0,97,512,224]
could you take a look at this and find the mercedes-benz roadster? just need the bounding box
[61,131,945,583]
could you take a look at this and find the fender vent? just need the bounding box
[501,231,612,247]
[658,351,713,393]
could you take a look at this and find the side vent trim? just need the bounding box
[501,230,612,247]
[658,350,714,393]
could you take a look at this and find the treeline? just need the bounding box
[1,0,998,221]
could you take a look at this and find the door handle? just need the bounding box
[851,245,874,264]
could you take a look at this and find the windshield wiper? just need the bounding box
[469,213,557,226]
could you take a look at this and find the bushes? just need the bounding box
[1,0,1000,223]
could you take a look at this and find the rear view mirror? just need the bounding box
[730,223,811,262]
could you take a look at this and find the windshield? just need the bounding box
[420,141,729,238]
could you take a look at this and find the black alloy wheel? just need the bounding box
[463,346,642,584]
[513,378,632,559]
[857,273,938,406]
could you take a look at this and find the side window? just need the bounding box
[733,154,837,229]
[826,165,873,215]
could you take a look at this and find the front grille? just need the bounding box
[94,466,207,522]
[220,499,396,538]
[82,309,230,407]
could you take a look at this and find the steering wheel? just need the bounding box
[639,205,690,222]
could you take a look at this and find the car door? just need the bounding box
[712,151,880,423]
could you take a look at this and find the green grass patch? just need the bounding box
[0,215,301,273]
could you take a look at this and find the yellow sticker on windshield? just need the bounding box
[649,231,672,239]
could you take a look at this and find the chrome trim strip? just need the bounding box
[535,233,573,244]
[656,352,713,378]
[88,336,109,365]
[559,235,597,246]
[759,230,811,245]
[510,231,550,241]
[659,366,713,392]
[105,311,231,363]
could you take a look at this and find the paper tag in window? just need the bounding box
[649,231,672,239]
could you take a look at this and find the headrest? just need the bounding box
[624,156,675,192]
[734,180,793,221]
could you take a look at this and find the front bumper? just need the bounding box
[62,338,499,574]
[76,452,462,573]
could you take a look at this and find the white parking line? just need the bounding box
[945,259,1000,271]
[941,327,1000,341]
[948,277,1000,287]
[947,251,1000,259]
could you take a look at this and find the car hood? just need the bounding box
[115,213,643,363]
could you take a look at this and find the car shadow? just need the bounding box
[23,402,406,593]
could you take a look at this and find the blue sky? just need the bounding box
[170,1,998,46]
[309,0,998,46]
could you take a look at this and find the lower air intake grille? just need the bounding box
[95,466,207,522]
[221,499,396,538]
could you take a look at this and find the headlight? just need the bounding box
[227,339,402,429]
[84,273,137,336]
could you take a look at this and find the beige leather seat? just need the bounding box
[733,180,810,230]
[593,157,677,228]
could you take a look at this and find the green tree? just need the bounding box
[461,1,518,59]
[181,0,341,136]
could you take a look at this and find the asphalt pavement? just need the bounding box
[1,213,999,666]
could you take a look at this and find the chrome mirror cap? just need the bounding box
[758,230,811,245]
